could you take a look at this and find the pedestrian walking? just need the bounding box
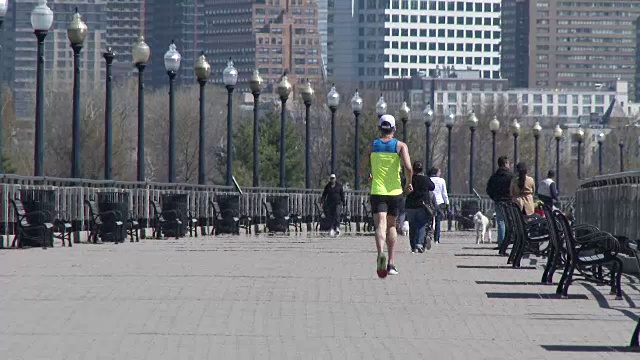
[486,156,514,249]
[405,161,435,253]
[537,170,559,209]
[511,162,536,217]
[321,174,345,237]
[369,115,413,278]
[428,167,448,244]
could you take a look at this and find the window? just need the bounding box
[534,94,542,103]
[583,95,591,104]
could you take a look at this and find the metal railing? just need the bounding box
[0,174,500,243]
[576,171,640,241]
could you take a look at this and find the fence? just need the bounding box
[0,174,502,243]
[576,171,640,241]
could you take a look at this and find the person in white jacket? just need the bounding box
[428,167,449,243]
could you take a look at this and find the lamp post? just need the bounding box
[399,101,410,142]
[223,59,238,186]
[327,84,340,175]
[445,111,455,231]
[0,0,7,173]
[468,111,478,194]
[597,132,605,175]
[103,48,115,180]
[489,116,500,173]
[619,141,624,172]
[300,79,314,189]
[67,8,87,179]
[423,103,433,168]
[249,69,263,187]
[132,36,150,182]
[511,118,520,164]
[277,72,292,188]
[575,127,584,180]
[376,94,387,118]
[532,121,542,186]
[554,125,563,192]
[164,41,181,183]
[31,0,54,176]
[194,52,211,185]
[351,90,363,190]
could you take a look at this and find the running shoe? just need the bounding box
[329,229,336,238]
[376,253,388,278]
[387,264,399,275]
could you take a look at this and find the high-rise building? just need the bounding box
[503,0,640,94]
[203,0,324,95]
[326,0,359,86]
[500,0,529,89]
[106,0,145,78]
[145,0,203,87]
[316,0,328,75]
[328,0,502,89]
[4,0,108,120]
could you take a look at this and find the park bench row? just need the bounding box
[494,201,640,348]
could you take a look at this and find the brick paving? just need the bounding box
[0,231,638,359]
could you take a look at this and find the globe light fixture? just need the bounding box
[327,84,340,108]
[376,94,387,117]
[249,69,263,94]
[351,90,363,113]
[597,132,605,144]
[554,124,563,140]
[532,121,542,137]
[511,118,521,136]
[66,8,87,46]
[222,58,238,87]
[489,116,500,133]
[163,40,181,73]
[31,0,54,31]
[423,103,434,126]
[132,35,150,65]
[468,111,478,129]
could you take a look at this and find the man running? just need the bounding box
[369,114,413,278]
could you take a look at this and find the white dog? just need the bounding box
[473,211,492,244]
[402,221,410,236]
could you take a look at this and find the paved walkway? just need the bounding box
[0,231,638,359]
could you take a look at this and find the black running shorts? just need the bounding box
[370,195,403,217]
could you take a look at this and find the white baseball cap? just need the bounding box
[329,174,336,179]
[379,114,396,129]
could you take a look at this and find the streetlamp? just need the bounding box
[423,103,433,168]
[103,48,115,180]
[67,8,87,179]
[300,79,314,189]
[31,0,54,176]
[619,141,624,172]
[376,94,387,118]
[511,118,520,164]
[132,35,150,182]
[249,69,263,187]
[532,121,542,186]
[445,110,455,231]
[554,125,563,192]
[194,52,211,185]
[223,59,238,186]
[351,90,363,190]
[399,101,410,142]
[489,116,500,173]
[327,84,340,175]
[468,111,478,194]
[164,41,181,183]
[0,0,7,173]
[277,72,292,188]
[575,127,584,179]
[597,132,605,175]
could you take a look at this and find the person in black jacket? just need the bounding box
[486,156,513,247]
[405,161,436,253]
[321,174,346,236]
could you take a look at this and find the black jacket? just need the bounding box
[406,174,436,209]
[322,181,345,205]
[486,168,514,202]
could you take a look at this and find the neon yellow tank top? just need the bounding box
[370,138,402,195]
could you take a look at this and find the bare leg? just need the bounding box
[374,212,388,255]
[386,214,398,264]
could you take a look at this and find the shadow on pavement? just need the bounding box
[486,292,588,300]
[541,345,639,353]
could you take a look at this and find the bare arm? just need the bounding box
[398,141,413,189]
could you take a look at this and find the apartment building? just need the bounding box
[106,0,145,79]
[203,0,324,95]
[328,0,502,89]
[502,0,640,95]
